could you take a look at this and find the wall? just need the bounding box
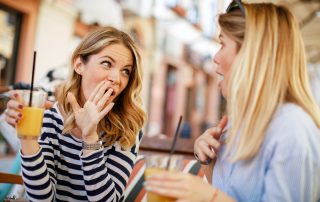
[34,0,77,84]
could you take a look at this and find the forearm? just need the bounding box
[80,144,138,201]
[21,148,55,201]
[212,188,236,202]
[80,149,127,201]
[20,139,40,155]
[201,159,215,183]
[203,161,236,202]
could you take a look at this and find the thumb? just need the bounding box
[67,92,80,112]
[44,101,53,109]
[213,115,228,138]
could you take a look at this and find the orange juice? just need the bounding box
[144,168,175,202]
[17,107,44,139]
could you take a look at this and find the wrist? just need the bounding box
[82,131,99,144]
[20,139,40,155]
[210,188,219,202]
[82,140,103,150]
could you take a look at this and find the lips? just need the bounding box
[217,73,224,86]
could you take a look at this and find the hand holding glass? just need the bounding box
[16,90,47,139]
[144,154,183,202]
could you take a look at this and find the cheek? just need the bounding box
[223,61,232,76]
[121,76,130,88]
[81,72,105,99]
[221,50,236,76]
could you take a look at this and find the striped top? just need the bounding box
[20,103,142,202]
[213,103,320,202]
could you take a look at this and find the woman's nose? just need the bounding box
[108,69,120,84]
[213,52,219,65]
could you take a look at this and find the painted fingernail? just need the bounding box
[13,93,18,98]
[18,113,22,118]
[15,119,19,124]
[18,105,23,109]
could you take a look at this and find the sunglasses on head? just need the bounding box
[226,0,245,16]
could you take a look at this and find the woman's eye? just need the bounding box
[122,69,131,76]
[101,61,112,68]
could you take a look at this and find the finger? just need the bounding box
[198,141,216,160]
[88,81,106,101]
[148,171,184,181]
[7,99,23,112]
[206,116,228,139]
[206,139,220,155]
[176,200,189,202]
[146,172,188,192]
[67,92,81,112]
[5,114,18,127]
[97,88,113,110]
[9,90,19,100]
[98,102,114,120]
[146,184,185,199]
[203,146,216,159]
[93,82,109,104]
[216,115,228,134]
[201,133,221,150]
[5,108,22,121]
[44,101,53,109]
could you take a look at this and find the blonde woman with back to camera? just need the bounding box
[145,1,320,202]
[5,26,146,201]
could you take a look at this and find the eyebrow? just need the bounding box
[101,55,115,63]
[101,55,133,68]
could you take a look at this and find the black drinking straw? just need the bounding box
[166,115,183,170]
[29,51,36,107]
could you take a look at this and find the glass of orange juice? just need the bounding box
[16,90,47,139]
[144,154,183,202]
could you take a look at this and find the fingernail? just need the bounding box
[18,105,23,109]
[13,93,18,98]
[205,159,212,165]
[15,119,19,124]
[18,113,22,118]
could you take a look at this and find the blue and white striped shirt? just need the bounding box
[20,103,142,202]
[213,103,320,202]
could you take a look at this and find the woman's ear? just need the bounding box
[73,57,84,75]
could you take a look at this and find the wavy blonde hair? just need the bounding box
[219,3,320,161]
[57,26,146,149]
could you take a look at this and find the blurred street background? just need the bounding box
[0,0,319,159]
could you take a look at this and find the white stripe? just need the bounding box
[123,164,146,198]
[182,160,197,173]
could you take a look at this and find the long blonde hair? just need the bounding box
[220,3,320,161]
[57,27,146,149]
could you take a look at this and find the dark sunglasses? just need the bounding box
[226,0,245,16]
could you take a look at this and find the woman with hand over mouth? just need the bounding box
[5,26,146,201]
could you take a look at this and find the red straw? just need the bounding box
[29,51,36,107]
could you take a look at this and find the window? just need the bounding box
[0,4,22,86]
